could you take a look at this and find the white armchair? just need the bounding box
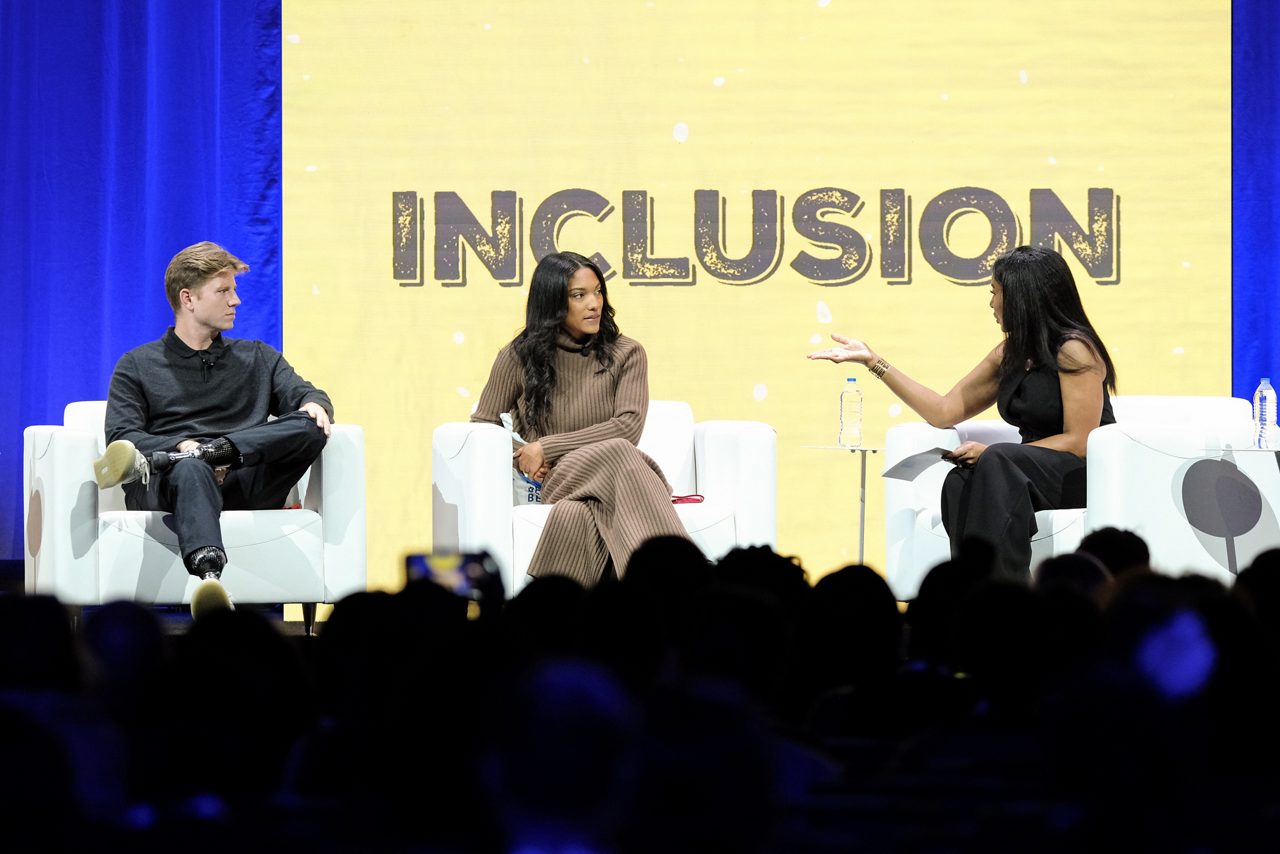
[432,400,777,596]
[1086,397,1264,581]
[882,396,1253,599]
[23,402,366,619]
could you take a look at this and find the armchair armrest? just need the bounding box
[1085,421,1273,578]
[883,420,968,596]
[883,418,1018,521]
[432,421,516,583]
[883,422,961,517]
[693,420,777,548]
[1085,421,1250,534]
[24,426,101,604]
[883,422,960,468]
[305,423,367,602]
[956,420,1022,446]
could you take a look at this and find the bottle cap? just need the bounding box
[846,377,857,383]
[1264,377,1272,384]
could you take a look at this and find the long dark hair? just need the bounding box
[994,246,1116,392]
[512,251,620,434]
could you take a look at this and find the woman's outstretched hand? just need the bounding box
[807,333,875,365]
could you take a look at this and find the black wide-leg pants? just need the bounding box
[940,442,1088,579]
[123,412,329,574]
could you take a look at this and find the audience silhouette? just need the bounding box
[3,528,1280,850]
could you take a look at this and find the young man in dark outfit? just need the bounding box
[94,242,333,618]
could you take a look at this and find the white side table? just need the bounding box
[804,446,882,564]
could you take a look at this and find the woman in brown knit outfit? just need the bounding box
[471,251,689,587]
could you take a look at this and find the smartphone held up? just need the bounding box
[403,551,504,619]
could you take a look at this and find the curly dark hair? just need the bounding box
[993,246,1116,392]
[512,251,620,434]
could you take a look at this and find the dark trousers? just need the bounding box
[940,442,1087,579]
[123,412,328,574]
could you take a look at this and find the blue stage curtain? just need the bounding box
[0,0,282,559]
[1233,0,1279,399]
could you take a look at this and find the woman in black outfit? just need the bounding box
[809,245,1116,579]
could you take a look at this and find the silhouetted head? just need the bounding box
[82,600,165,723]
[949,581,1055,716]
[1235,549,1280,652]
[175,608,313,794]
[0,596,80,693]
[714,546,810,612]
[1034,551,1113,602]
[1101,573,1224,704]
[805,564,903,689]
[486,658,640,850]
[580,581,665,697]
[501,575,589,667]
[625,680,776,854]
[316,590,403,723]
[1078,527,1150,578]
[906,550,997,662]
[0,705,74,844]
[683,582,792,712]
[625,535,712,593]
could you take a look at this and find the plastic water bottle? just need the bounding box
[838,377,863,448]
[1254,378,1278,449]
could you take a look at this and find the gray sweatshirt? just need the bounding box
[105,328,333,454]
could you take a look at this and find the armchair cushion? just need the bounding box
[97,509,325,603]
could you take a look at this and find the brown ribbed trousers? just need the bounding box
[528,438,689,586]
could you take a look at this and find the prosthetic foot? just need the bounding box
[92,437,242,489]
[94,440,151,489]
[188,546,233,620]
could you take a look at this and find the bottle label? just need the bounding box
[838,388,863,448]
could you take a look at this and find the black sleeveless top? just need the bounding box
[997,363,1115,444]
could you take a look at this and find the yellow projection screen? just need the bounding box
[282,1,1230,591]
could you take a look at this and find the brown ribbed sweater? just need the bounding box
[472,333,688,584]
[472,334,647,456]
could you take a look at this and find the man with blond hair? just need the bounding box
[94,241,333,618]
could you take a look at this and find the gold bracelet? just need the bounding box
[868,357,891,379]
